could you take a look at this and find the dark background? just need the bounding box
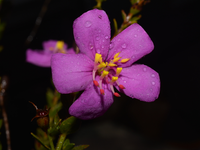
[0,0,200,149]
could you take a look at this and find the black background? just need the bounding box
[0,0,200,149]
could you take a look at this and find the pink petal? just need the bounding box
[51,53,93,94]
[107,23,154,68]
[26,49,52,67]
[67,48,76,54]
[73,9,111,60]
[116,64,160,102]
[42,40,67,53]
[69,82,113,120]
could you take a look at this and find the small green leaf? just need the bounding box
[48,119,61,136]
[130,7,140,15]
[71,145,89,150]
[130,14,141,22]
[130,0,138,5]
[31,132,50,150]
[49,102,62,117]
[46,88,54,107]
[62,139,75,150]
[113,18,118,36]
[121,10,127,22]
[60,116,81,134]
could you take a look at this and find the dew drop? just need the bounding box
[102,45,104,49]
[152,81,155,85]
[143,68,147,71]
[117,38,121,41]
[151,74,155,78]
[102,39,105,42]
[97,48,100,53]
[109,42,114,49]
[121,43,126,49]
[85,21,92,27]
[105,35,109,39]
[96,36,100,41]
[134,34,138,37]
[124,81,127,83]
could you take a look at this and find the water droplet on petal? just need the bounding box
[105,35,109,39]
[102,39,105,42]
[96,36,100,41]
[97,48,100,53]
[143,68,147,71]
[102,45,104,49]
[134,34,138,37]
[152,81,155,85]
[124,81,126,83]
[151,74,155,78]
[109,43,114,49]
[85,21,92,27]
[121,43,126,49]
[117,38,121,41]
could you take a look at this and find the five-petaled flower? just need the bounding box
[26,40,75,67]
[51,9,160,120]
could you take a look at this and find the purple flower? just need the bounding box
[26,40,75,67]
[51,9,160,120]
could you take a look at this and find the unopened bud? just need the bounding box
[29,101,49,130]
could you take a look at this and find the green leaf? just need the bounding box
[48,119,61,136]
[62,139,75,150]
[49,102,62,117]
[31,132,50,150]
[113,18,118,36]
[121,10,127,22]
[130,0,138,5]
[129,14,141,22]
[60,116,81,134]
[71,145,89,150]
[130,7,140,16]
[46,88,54,107]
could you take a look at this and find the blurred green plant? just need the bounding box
[93,0,106,9]
[113,0,150,37]
[30,88,89,150]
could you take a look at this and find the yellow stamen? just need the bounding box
[108,62,117,67]
[95,53,102,63]
[113,57,121,63]
[116,67,122,76]
[56,41,64,49]
[101,70,109,78]
[121,58,130,63]
[114,52,120,58]
[98,62,107,69]
[111,76,118,82]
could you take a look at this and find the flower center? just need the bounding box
[49,41,66,54]
[93,53,130,97]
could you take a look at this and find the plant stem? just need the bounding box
[56,133,67,150]
[48,135,55,150]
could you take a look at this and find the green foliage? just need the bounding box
[113,0,150,37]
[93,0,106,9]
[60,116,81,135]
[62,139,75,150]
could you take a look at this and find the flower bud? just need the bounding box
[29,101,49,130]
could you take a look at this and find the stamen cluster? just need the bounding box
[93,53,130,97]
